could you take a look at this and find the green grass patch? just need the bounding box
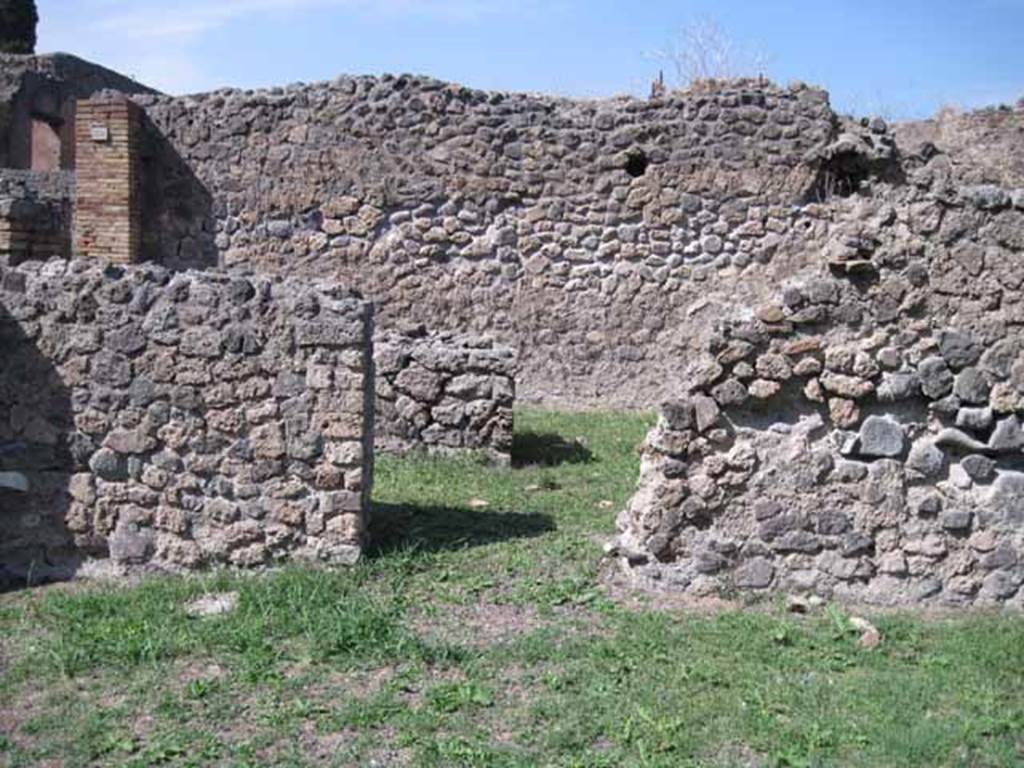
[1,409,1023,767]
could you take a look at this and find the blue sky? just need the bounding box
[38,0,1024,119]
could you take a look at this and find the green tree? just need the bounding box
[0,0,39,55]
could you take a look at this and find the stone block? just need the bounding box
[857,415,905,458]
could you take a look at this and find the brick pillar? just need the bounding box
[73,96,142,264]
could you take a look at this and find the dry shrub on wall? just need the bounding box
[648,16,773,92]
[935,103,962,124]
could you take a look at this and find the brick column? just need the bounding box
[73,96,142,264]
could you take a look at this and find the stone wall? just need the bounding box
[0,169,72,263]
[615,164,1024,607]
[893,102,1024,188]
[0,259,374,584]
[374,327,515,463]
[131,77,840,407]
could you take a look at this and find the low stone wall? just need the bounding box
[0,170,72,263]
[616,178,1024,608]
[0,259,374,584]
[374,328,515,463]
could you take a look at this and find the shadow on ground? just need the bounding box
[368,502,555,557]
[512,431,593,468]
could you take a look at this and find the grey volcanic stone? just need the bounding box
[820,372,874,399]
[961,454,996,481]
[938,330,982,369]
[840,532,874,557]
[877,372,920,402]
[980,338,1022,379]
[918,357,954,399]
[876,346,902,369]
[956,407,995,432]
[816,511,851,535]
[906,439,945,478]
[930,394,962,415]
[104,428,157,455]
[756,353,793,381]
[758,513,806,539]
[267,219,293,238]
[753,499,781,520]
[734,557,774,588]
[984,472,1024,527]
[988,416,1024,452]
[774,531,822,554]
[981,545,1018,571]
[857,415,905,458]
[88,448,127,481]
[701,234,724,255]
[693,395,721,433]
[941,509,973,531]
[953,367,990,404]
[711,378,748,407]
[694,549,729,574]
[980,571,1022,600]
[109,521,154,564]
[961,185,1010,211]
[662,400,695,430]
[832,460,869,482]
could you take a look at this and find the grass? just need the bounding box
[1,409,1023,766]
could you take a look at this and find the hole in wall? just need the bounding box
[809,150,870,200]
[804,137,906,204]
[625,149,649,178]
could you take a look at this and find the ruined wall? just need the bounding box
[132,77,840,407]
[0,54,157,268]
[0,260,374,584]
[616,161,1024,607]
[892,102,1024,188]
[0,53,155,170]
[0,169,72,263]
[375,328,515,463]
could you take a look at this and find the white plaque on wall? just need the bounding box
[89,124,110,142]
